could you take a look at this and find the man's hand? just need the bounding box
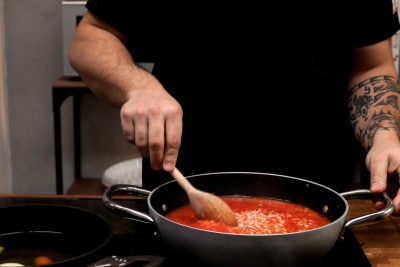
[120,87,183,172]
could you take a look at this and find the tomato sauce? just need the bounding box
[165,197,330,234]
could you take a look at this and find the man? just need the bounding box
[70,0,400,214]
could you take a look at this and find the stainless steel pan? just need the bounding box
[103,172,393,267]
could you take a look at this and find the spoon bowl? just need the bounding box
[170,168,238,226]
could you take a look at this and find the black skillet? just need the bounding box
[0,204,111,267]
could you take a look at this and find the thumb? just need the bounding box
[368,162,388,194]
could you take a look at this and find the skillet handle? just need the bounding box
[103,184,154,223]
[340,189,394,228]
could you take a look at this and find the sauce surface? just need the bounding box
[165,197,330,234]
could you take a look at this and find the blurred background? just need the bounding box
[0,0,139,194]
[0,0,399,194]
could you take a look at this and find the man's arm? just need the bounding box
[69,11,183,172]
[348,37,400,213]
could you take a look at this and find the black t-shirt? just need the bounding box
[86,0,400,191]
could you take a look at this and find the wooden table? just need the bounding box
[0,194,398,266]
[51,72,150,194]
[52,76,92,194]
[346,198,400,267]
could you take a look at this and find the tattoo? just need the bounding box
[348,75,400,150]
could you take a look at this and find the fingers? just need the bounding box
[392,189,400,215]
[368,158,388,194]
[390,168,400,214]
[368,156,400,214]
[367,155,391,211]
[120,97,182,172]
[120,101,152,159]
[120,102,136,144]
[162,106,182,172]
[147,109,165,171]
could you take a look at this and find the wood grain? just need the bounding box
[347,199,400,267]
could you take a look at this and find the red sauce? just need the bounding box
[165,197,330,234]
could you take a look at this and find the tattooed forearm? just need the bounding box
[348,75,400,150]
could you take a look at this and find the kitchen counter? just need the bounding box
[346,198,400,266]
[0,194,399,267]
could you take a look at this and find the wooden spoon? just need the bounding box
[170,168,238,226]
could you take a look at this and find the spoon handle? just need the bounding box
[170,168,196,193]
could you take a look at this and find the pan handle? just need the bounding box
[103,184,154,223]
[340,189,394,228]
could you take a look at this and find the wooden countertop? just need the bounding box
[0,193,398,266]
[346,198,400,267]
[52,75,87,88]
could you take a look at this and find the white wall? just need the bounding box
[3,0,137,194]
[0,0,12,193]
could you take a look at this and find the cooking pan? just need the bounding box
[0,204,111,267]
[103,172,394,267]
